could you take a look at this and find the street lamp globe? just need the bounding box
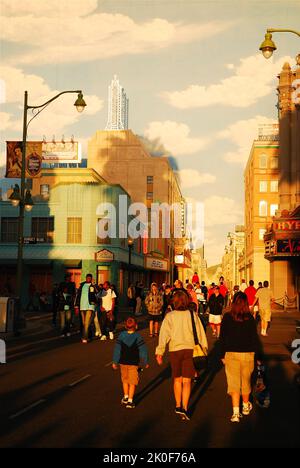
[9,184,21,207]
[74,92,87,113]
[259,32,277,59]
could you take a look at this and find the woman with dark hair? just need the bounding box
[155,291,208,421]
[219,293,262,423]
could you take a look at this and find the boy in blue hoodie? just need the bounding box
[112,316,149,409]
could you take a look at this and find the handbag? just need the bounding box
[190,310,208,371]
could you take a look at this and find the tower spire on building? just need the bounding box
[105,75,129,131]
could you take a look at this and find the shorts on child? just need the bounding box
[120,364,139,386]
[209,314,222,325]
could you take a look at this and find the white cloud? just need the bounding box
[162,53,293,109]
[0,3,232,66]
[144,121,210,156]
[0,0,98,17]
[0,66,103,137]
[203,195,243,227]
[178,169,216,188]
[218,115,277,165]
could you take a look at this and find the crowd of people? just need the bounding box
[111,274,273,422]
[49,271,273,422]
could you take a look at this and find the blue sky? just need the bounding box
[0,0,300,265]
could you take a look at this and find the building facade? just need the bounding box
[239,125,280,285]
[88,129,187,285]
[222,225,245,292]
[264,61,300,309]
[0,168,145,306]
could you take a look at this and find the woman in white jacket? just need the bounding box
[155,291,208,421]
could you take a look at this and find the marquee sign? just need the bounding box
[95,249,114,262]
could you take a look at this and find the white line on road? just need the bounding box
[105,361,113,367]
[9,399,46,420]
[68,374,91,388]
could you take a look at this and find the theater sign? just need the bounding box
[264,207,300,258]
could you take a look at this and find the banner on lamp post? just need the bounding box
[6,141,42,178]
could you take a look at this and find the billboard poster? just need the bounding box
[6,141,42,178]
[42,141,81,164]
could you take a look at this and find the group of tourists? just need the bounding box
[52,273,118,343]
[112,275,274,423]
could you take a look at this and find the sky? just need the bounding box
[0,0,300,266]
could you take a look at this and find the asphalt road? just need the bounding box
[0,311,300,448]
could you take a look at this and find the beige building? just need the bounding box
[264,61,300,309]
[88,129,187,285]
[222,225,245,292]
[240,125,280,286]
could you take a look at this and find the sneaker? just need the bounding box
[100,335,107,341]
[242,402,253,416]
[126,401,135,409]
[231,413,242,423]
[109,332,114,340]
[95,331,101,338]
[181,409,190,421]
[81,339,88,344]
[66,332,71,337]
[175,407,185,415]
[121,397,129,405]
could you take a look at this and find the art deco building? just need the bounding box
[105,75,129,131]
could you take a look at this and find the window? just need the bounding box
[259,201,268,217]
[32,217,54,243]
[270,180,278,192]
[147,192,153,200]
[97,218,111,245]
[270,157,278,169]
[270,204,278,216]
[147,176,153,184]
[40,184,50,198]
[67,217,82,244]
[259,229,267,241]
[1,217,18,243]
[259,154,268,169]
[259,181,268,193]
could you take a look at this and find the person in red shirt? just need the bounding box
[186,284,198,312]
[245,280,257,316]
[219,282,228,299]
[192,272,200,285]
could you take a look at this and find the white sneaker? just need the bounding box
[100,335,107,341]
[109,332,114,340]
[231,413,242,423]
[95,331,101,338]
[242,402,253,416]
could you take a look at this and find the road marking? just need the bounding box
[105,361,113,367]
[69,374,91,388]
[9,399,46,420]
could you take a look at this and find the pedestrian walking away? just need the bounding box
[57,285,73,338]
[145,282,163,337]
[112,316,149,409]
[156,291,208,421]
[219,293,263,423]
[252,281,275,337]
[208,286,224,338]
[134,281,144,317]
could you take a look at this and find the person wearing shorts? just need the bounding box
[112,317,149,409]
[208,286,224,338]
[145,283,163,337]
[156,291,208,421]
[252,281,274,337]
[219,293,263,423]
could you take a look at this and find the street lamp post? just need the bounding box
[259,28,300,59]
[10,89,86,334]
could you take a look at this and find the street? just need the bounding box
[0,310,299,448]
